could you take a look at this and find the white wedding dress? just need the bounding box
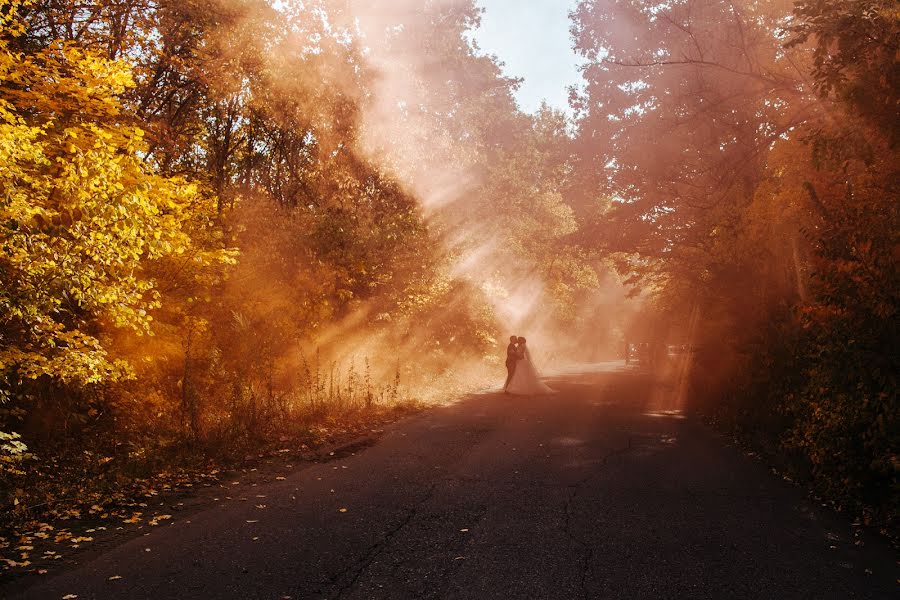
[506,345,555,395]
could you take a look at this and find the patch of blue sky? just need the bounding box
[469,0,585,116]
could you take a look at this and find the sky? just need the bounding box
[471,0,584,116]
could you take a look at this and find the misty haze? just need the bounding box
[0,1,896,598]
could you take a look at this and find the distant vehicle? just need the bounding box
[667,344,692,355]
[624,342,694,366]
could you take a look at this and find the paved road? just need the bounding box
[7,364,897,599]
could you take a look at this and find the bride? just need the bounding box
[505,337,555,395]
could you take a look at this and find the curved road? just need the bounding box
[7,364,897,599]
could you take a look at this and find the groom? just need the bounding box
[504,335,521,392]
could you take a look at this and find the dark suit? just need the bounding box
[504,342,519,389]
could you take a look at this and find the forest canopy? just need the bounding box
[0,0,897,537]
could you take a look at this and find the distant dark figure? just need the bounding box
[638,343,648,364]
[653,341,667,368]
[504,335,520,392]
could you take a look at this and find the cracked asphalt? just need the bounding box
[7,363,898,599]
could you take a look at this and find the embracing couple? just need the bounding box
[503,336,554,395]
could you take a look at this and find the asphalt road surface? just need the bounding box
[6,363,897,599]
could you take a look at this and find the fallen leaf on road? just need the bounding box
[2,558,31,567]
[55,531,73,542]
[255,504,267,509]
[460,529,469,532]
[246,520,259,523]
[62,595,78,599]
[108,575,122,581]
[275,476,286,481]
[338,508,348,513]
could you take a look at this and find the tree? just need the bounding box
[0,0,230,460]
[571,0,899,526]
[788,0,900,144]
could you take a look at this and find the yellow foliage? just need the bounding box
[0,1,230,387]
